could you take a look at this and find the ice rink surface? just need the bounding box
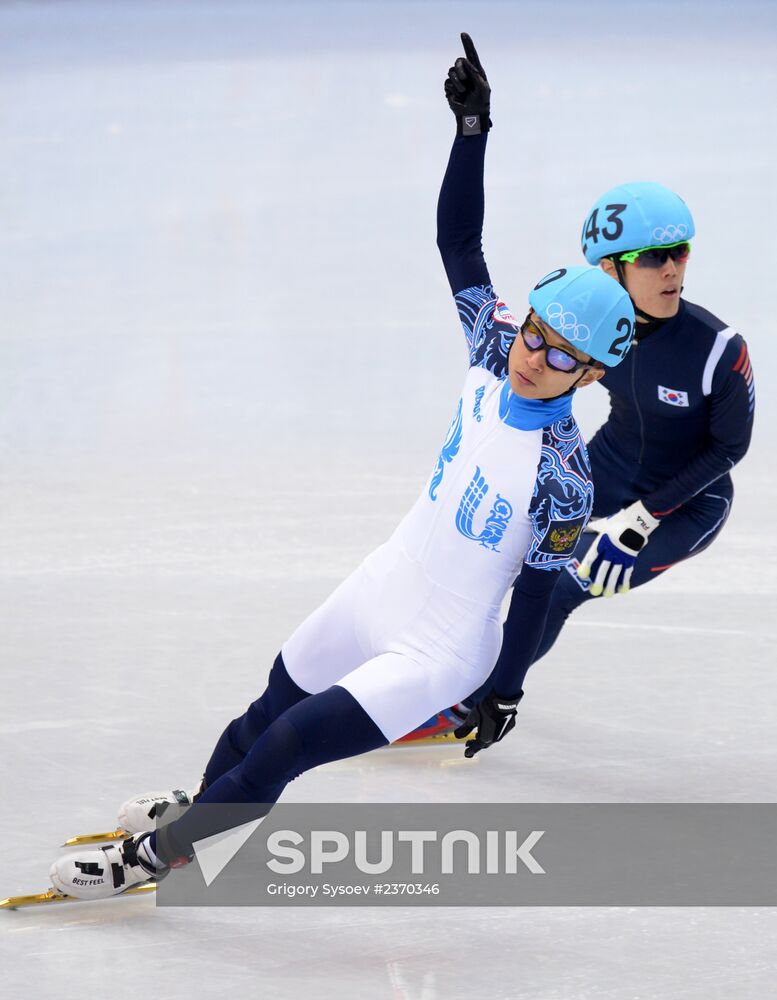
[1,1,776,997]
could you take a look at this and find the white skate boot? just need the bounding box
[118,783,203,834]
[50,833,160,900]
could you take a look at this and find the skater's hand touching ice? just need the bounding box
[454,690,522,758]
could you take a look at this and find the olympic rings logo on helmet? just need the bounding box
[544,302,591,343]
[650,224,689,245]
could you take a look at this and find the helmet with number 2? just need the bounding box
[528,266,635,368]
[581,182,696,264]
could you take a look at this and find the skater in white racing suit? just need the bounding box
[50,34,635,900]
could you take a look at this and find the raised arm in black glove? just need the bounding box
[444,32,492,136]
[454,690,523,758]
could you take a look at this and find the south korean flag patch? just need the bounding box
[657,385,689,407]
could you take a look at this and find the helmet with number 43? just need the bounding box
[528,266,635,367]
[580,181,696,264]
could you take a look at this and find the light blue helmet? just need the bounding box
[528,266,635,367]
[581,182,695,264]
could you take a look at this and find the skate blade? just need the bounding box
[1,883,156,910]
[391,731,461,746]
[62,829,128,847]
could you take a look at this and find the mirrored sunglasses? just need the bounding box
[618,241,691,268]
[520,316,594,374]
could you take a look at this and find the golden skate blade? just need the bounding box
[62,829,128,847]
[1,883,156,909]
[391,731,461,746]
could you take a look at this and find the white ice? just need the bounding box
[1,2,776,998]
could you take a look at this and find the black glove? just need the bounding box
[454,690,523,757]
[444,32,491,136]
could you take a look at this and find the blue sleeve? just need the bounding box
[453,284,517,374]
[437,133,521,375]
[489,421,593,698]
[491,564,562,699]
[437,133,491,294]
[644,335,755,516]
[525,421,594,569]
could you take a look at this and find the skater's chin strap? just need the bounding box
[634,315,669,340]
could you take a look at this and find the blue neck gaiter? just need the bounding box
[499,380,573,430]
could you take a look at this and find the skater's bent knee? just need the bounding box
[235,717,307,799]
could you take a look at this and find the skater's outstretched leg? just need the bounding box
[52,685,387,897]
[118,652,310,833]
[154,684,387,864]
[119,562,373,831]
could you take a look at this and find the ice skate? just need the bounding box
[49,833,161,901]
[393,706,468,745]
[118,783,203,834]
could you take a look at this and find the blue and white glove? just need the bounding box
[576,501,660,597]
